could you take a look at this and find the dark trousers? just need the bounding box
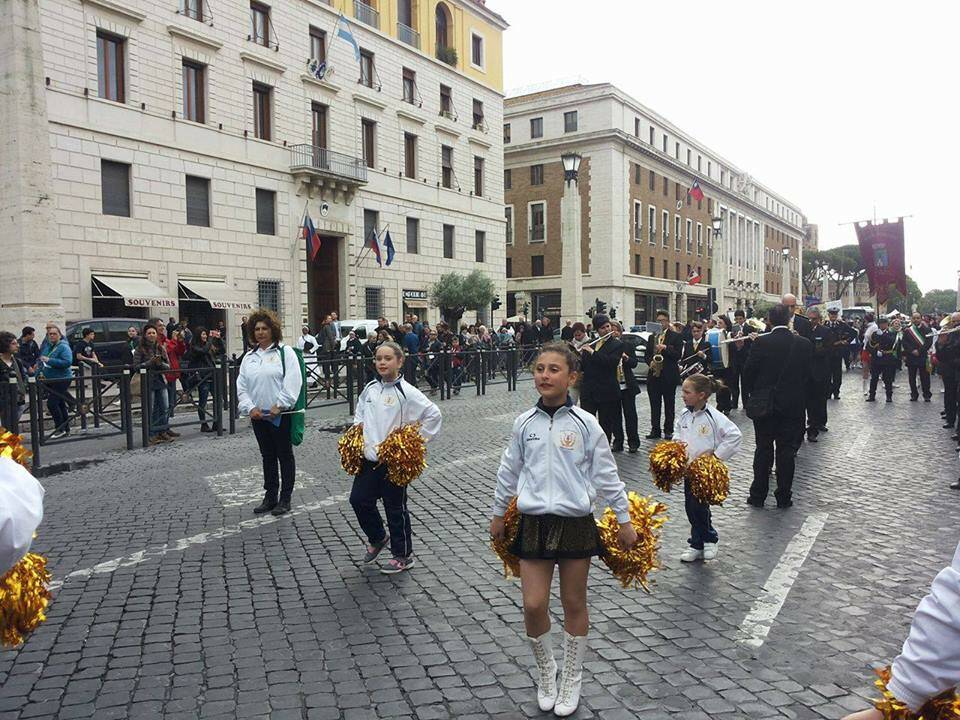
[251,415,295,502]
[166,379,178,419]
[728,364,742,408]
[714,366,733,413]
[907,364,932,399]
[581,397,621,442]
[806,379,829,434]
[944,365,959,426]
[45,379,72,432]
[195,379,211,422]
[869,364,896,399]
[684,477,717,549]
[647,378,677,436]
[828,355,844,396]
[613,390,640,448]
[750,414,803,506]
[350,459,412,558]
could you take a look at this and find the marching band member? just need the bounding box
[706,315,734,415]
[825,307,857,399]
[937,312,960,431]
[681,321,710,378]
[901,311,934,402]
[729,309,750,409]
[609,322,641,454]
[644,310,684,440]
[578,315,624,444]
[861,312,879,396]
[866,316,898,403]
[804,308,834,442]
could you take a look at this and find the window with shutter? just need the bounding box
[101,160,130,217]
[406,217,419,254]
[185,175,210,227]
[255,189,275,235]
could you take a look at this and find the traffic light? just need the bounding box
[596,298,607,315]
[706,287,718,315]
[491,294,502,310]
[609,307,616,319]
[522,302,530,316]
[586,307,595,318]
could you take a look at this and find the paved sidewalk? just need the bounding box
[1,372,958,718]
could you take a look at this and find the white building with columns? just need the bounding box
[503,83,806,327]
[1,0,508,347]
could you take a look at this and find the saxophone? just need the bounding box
[649,330,666,378]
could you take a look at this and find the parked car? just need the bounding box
[64,318,150,366]
[337,320,381,352]
[620,331,651,382]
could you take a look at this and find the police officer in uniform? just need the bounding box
[901,311,933,401]
[867,316,898,402]
[825,307,857,399]
[805,308,834,441]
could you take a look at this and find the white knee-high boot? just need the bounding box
[554,631,587,717]
[528,631,558,711]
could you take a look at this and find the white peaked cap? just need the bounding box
[0,457,45,576]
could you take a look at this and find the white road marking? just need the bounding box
[50,451,503,591]
[204,466,316,507]
[485,412,520,423]
[48,492,350,591]
[846,431,872,459]
[736,512,829,649]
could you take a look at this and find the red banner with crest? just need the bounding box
[854,218,906,305]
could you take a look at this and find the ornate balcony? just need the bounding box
[354,0,379,29]
[290,144,367,205]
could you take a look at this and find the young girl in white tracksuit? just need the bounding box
[349,342,441,575]
[490,343,638,717]
[841,540,960,720]
[675,373,742,564]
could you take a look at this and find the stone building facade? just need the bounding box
[1,0,507,347]
[503,83,808,327]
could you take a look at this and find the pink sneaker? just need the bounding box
[380,556,415,574]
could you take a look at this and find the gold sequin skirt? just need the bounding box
[510,513,604,560]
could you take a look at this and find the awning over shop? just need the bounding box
[402,299,429,309]
[178,278,253,311]
[92,274,177,308]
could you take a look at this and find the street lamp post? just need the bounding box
[710,215,723,313]
[781,248,791,296]
[560,152,584,323]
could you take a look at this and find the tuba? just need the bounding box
[648,331,666,378]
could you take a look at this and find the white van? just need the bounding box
[337,319,382,351]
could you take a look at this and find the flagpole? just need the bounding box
[290,197,310,259]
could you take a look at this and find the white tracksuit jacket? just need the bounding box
[888,541,960,711]
[353,376,442,462]
[673,406,742,464]
[493,399,631,524]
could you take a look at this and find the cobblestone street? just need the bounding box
[2,375,959,719]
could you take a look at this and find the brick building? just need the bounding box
[503,83,808,327]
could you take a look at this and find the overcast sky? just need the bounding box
[500,0,958,294]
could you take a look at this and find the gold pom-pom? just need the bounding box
[648,440,687,492]
[1,553,52,648]
[686,454,730,505]
[597,491,668,592]
[338,423,365,476]
[377,422,427,488]
[871,665,960,719]
[490,496,521,579]
[0,429,33,469]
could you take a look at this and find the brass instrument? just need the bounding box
[648,330,666,378]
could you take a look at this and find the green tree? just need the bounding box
[429,270,496,325]
[751,300,777,320]
[917,288,958,314]
[882,275,922,313]
[819,244,866,300]
[802,250,828,300]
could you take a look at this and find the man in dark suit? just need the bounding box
[742,303,813,508]
[610,322,641,453]
[825,307,857,398]
[578,314,624,444]
[805,308,834,442]
[643,310,684,440]
[728,309,749,408]
[782,294,813,341]
[901,311,933,401]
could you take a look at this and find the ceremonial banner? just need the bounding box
[854,218,906,304]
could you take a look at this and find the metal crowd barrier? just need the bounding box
[5,346,541,469]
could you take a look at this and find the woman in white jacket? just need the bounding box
[842,541,960,719]
[236,310,303,517]
[674,374,742,563]
[490,342,637,718]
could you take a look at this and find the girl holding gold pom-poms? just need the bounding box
[347,342,441,576]
[675,374,741,564]
[490,343,637,718]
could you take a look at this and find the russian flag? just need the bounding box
[688,269,701,285]
[303,213,321,262]
[688,180,704,203]
[367,227,382,267]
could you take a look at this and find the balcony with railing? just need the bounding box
[354,0,379,29]
[397,22,420,49]
[290,145,368,203]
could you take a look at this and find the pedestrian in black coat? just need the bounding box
[742,304,814,508]
[643,310,684,439]
[578,314,624,443]
[901,311,933,401]
[805,308,835,441]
